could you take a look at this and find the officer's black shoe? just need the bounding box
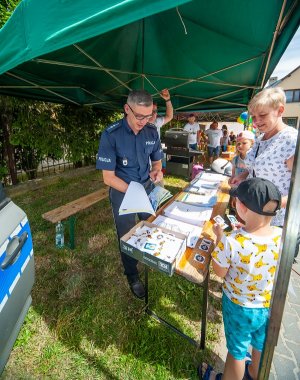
[127,275,145,299]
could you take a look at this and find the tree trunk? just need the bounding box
[0,112,18,185]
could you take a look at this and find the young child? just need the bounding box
[229,130,255,184]
[199,177,282,380]
[221,129,229,152]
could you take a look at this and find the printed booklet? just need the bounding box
[119,181,172,216]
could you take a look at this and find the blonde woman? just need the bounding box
[230,87,297,228]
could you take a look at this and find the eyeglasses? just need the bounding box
[126,103,153,121]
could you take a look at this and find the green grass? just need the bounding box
[1,170,223,380]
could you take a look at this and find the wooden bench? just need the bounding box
[42,188,108,249]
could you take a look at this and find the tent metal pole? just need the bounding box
[73,44,132,90]
[260,0,287,87]
[141,19,145,90]
[6,72,80,105]
[177,94,246,107]
[175,88,245,111]
[258,129,300,379]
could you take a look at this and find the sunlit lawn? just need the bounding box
[2,169,223,380]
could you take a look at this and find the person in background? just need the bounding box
[96,89,163,299]
[199,178,282,380]
[183,113,200,150]
[148,88,173,138]
[222,124,228,131]
[229,130,255,184]
[230,87,297,230]
[229,130,236,145]
[221,129,229,152]
[204,121,223,165]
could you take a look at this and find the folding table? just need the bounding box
[144,181,230,348]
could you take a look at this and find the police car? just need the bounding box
[0,183,34,374]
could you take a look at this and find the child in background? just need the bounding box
[221,129,229,152]
[229,130,255,184]
[199,177,282,380]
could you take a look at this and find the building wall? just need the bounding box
[277,67,300,129]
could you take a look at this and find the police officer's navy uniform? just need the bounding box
[96,117,163,279]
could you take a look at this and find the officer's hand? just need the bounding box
[150,169,163,183]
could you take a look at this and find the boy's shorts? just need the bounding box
[208,146,220,157]
[222,292,269,360]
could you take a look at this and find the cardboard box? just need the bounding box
[120,221,187,276]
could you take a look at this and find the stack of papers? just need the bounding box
[187,171,227,193]
[153,215,202,248]
[163,201,212,226]
[185,184,218,195]
[198,172,227,182]
[176,192,217,207]
[119,181,172,216]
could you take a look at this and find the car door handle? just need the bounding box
[1,232,28,270]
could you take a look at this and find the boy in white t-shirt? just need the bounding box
[199,177,282,380]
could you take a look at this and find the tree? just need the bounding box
[57,105,118,167]
[0,0,20,28]
[0,0,21,184]
[10,100,64,180]
[0,97,18,184]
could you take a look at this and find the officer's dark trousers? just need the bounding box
[109,180,155,278]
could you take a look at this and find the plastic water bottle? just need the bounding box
[55,221,64,248]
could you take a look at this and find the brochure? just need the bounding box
[119,181,172,216]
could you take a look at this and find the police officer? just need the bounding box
[96,89,164,299]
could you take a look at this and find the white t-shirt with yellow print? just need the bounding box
[212,227,282,308]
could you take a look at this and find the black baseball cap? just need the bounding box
[229,178,281,216]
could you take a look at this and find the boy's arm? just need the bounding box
[212,260,228,278]
[212,223,223,245]
[211,224,229,278]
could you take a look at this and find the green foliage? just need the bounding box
[11,100,63,157]
[56,105,118,164]
[0,95,119,182]
[0,0,20,28]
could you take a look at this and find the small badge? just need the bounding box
[122,157,128,166]
[194,254,205,263]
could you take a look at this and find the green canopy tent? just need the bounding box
[0,0,299,114]
[0,2,300,379]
